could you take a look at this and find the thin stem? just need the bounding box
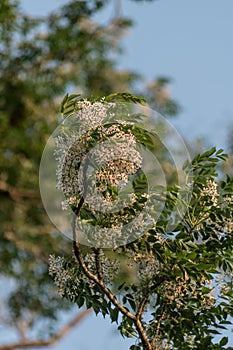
[136,288,150,321]
[150,276,167,293]
[135,278,168,350]
[154,302,168,344]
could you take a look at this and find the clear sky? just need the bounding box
[18,1,233,349]
[20,0,233,151]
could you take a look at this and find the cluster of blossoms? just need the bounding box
[78,192,160,248]
[215,217,233,236]
[200,179,219,206]
[125,242,164,285]
[135,254,163,294]
[158,276,215,309]
[55,100,142,210]
[53,99,161,247]
[84,251,120,285]
[48,251,120,298]
[221,195,233,234]
[198,179,233,236]
[48,255,78,298]
[55,101,115,204]
[224,194,233,205]
[223,217,233,234]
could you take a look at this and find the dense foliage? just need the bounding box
[49,94,233,350]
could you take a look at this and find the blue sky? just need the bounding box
[117,0,233,150]
[18,1,233,349]
[20,0,233,151]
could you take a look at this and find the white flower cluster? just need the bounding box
[224,217,233,234]
[135,252,163,284]
[84,251,119,285]
[48,252,119,299]
[159,276,214,309]
[200,179,219,206]
[77,192,159,248]
[93,136,141,190]
[224,195,233,205]
[48,255,75,297]
[55,101,114,200]
[79,221,126,249]
[215,217,233,236]
[55,100,142,211]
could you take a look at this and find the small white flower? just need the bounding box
[200,179,219,206]
[48,255,75,297]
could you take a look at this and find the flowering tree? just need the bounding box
[48,93,233,350]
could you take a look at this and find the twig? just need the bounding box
[154,302,168,343]
[136,276,167,321]
[150,276,167,292]
[135,278,169,350]
[136,288,150,321]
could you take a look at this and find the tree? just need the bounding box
[0,0,178,348]
[49,93,233,350]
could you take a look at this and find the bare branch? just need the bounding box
[136,276,167,322]
[0,309,90,350]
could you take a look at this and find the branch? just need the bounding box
[72,205,136,321]
[154,302,168,344]
[72,198,152,350]
[134,277,169,350]
[0,309,90,350]
[92,248,103,281]
[136,288,150,321]
[151,276,167,292]
[135,319,152,350]
[136,276,167,321]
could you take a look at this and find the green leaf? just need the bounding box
[105,92,147,104]
[60,93,81,117]
[110,307,119,323]
[219,336,228,346]
[128,298,136,311]
[201,286,211,294]
[201,147,216,158]
[209,329,221,334]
